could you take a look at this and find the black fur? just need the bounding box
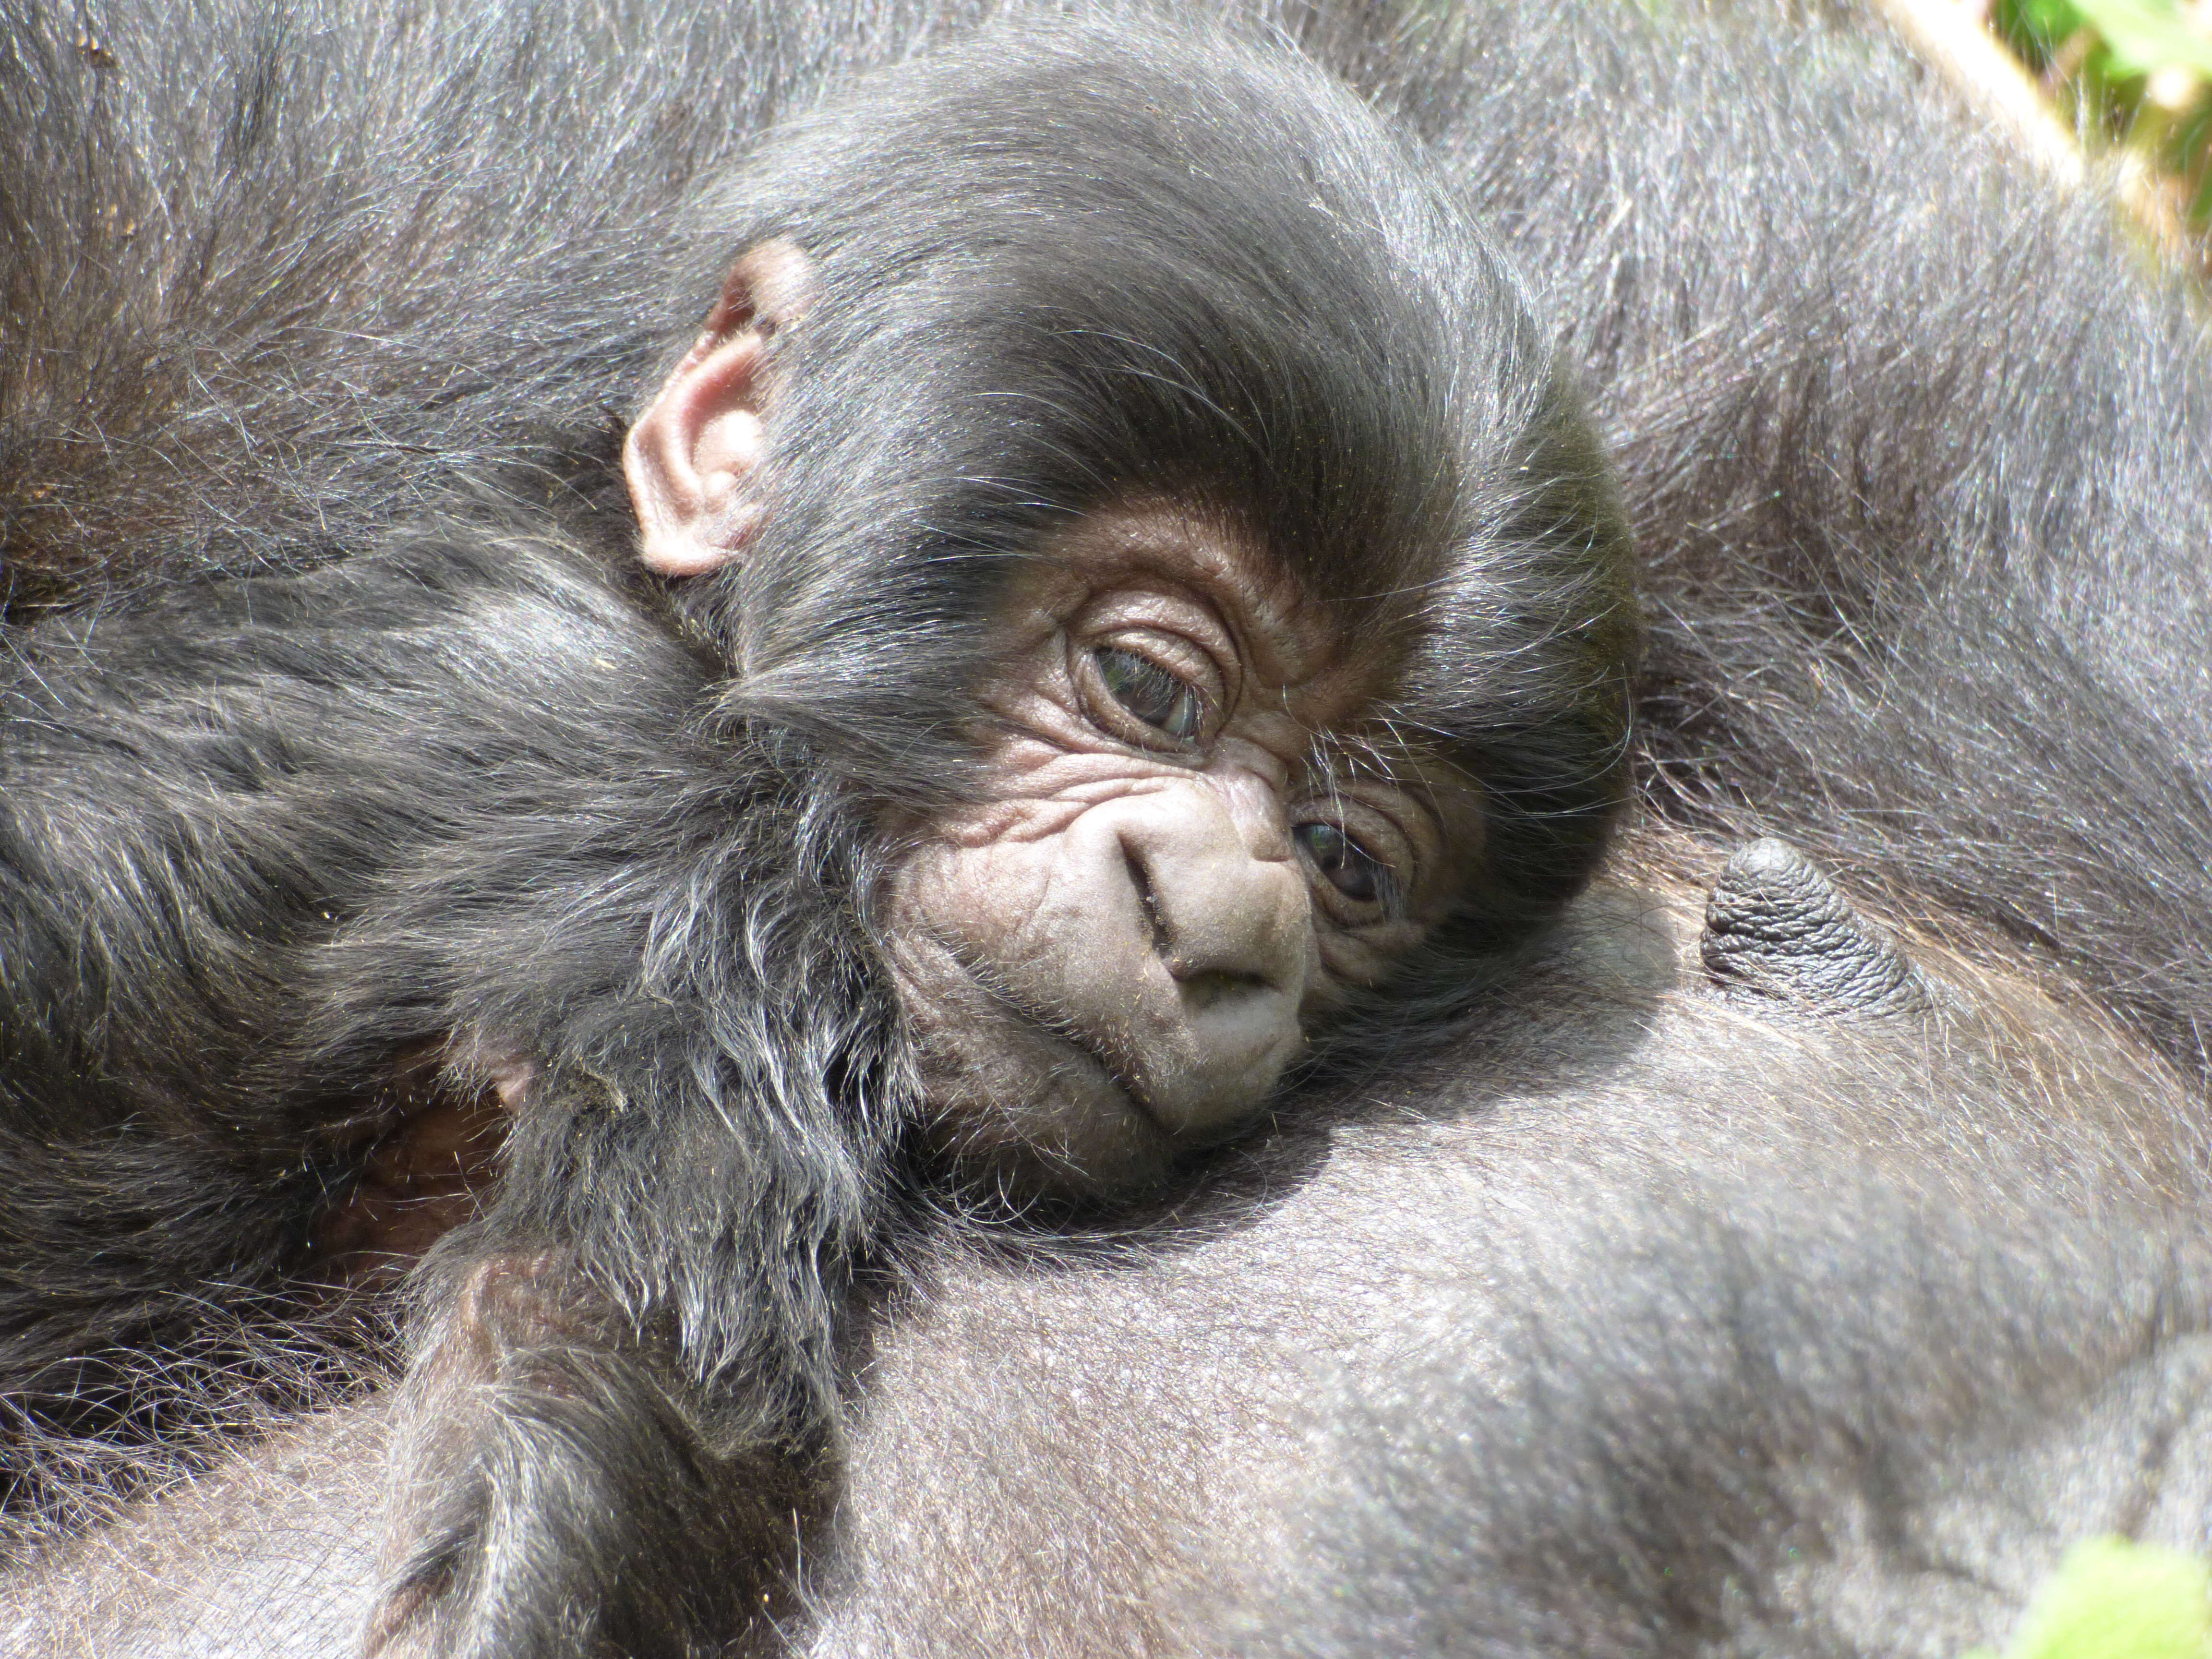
[1211,1167,2212,1658]
[9,0,2212,1654]
[0,3,1638,1651]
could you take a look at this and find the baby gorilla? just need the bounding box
[880,505,1496,1181]
[0,19,1635,1655]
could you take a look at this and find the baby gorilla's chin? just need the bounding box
[925,1053,1181,1196]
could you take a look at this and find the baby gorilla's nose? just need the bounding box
[1109,784,1310,1138]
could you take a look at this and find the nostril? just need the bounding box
[1123,842,1170,957]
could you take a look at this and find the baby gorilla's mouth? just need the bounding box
[955,949,1167,1129]
[960,941,1298,1144]
[1175,968,1267,1012]
[885,913,1307,1194]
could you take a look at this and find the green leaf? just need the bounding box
[1991,1538,2212,1659]
[2012,0,2092,40]
[2068,0,2212,79]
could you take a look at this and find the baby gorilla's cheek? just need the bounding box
[884,833,1175,1190]
[922,826,1149,985]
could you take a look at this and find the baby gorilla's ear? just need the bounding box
[625,239,816,578]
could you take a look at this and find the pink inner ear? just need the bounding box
[624,241,815,580]
[625,330,771,577]
[694,407,768,498]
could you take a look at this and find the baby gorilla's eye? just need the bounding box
[1094,647,1204,742]
[1294,821,1389,905]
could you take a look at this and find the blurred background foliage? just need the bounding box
[1988,0,2212,234]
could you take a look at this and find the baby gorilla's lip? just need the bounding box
[1039,1025,1164,1132]
[1066,981,1299,1142]
[968,974,1164,1132]
[942,960,1159,1119]
[976,968,1285,1146]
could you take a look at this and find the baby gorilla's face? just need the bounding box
[887,505,1486,1191]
